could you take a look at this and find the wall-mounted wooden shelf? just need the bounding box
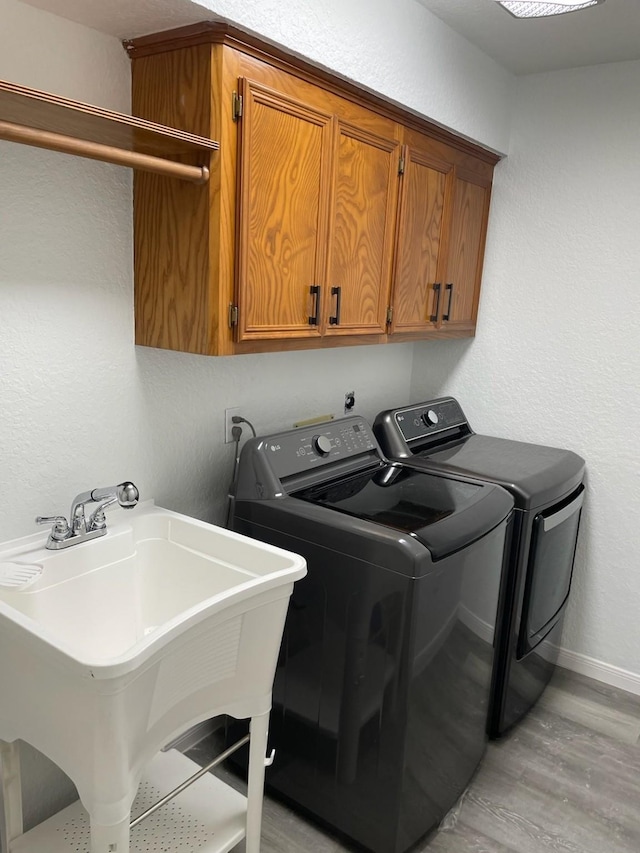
[0,80,219,183]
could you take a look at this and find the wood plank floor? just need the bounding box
[188,668,640,853]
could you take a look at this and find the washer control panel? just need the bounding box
[260,416,378,480]
[394,398,467,443]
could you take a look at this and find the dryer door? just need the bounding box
[518,485,584,657]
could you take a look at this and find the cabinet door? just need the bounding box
[324,121,400,336]
[440,168,492,333]
[236,79,333,341]
[390,146,452,334]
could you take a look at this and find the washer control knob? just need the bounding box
[313,434,332,456]
[422,409,439,427]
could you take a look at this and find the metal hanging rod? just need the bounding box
[0,120,210,184]
[129,733,251,830]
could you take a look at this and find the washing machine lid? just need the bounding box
[292,463,512,560]
[414,435,584,510]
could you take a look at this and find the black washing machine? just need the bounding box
[230,415,513,853]
[373,397,585,738]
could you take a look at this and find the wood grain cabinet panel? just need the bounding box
[236,81,333,341]
[325,123,400,336]
[440,169,492,333]
[131,44,217,355]
[390,146,452,335]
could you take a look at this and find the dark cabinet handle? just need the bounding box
[430,283,441,323]
[308,285,321,325]
[443,282,453,321]
[330,286,342,325]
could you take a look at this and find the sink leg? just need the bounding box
[0,740,23,850]
[245,713,269,853]
[89,813,130,853]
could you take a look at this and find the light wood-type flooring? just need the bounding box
[188,668,640,853]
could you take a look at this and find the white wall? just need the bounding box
[16,0,515,153]
[197,0,514,153]
[411,59,640,685]
[0,0,514,829]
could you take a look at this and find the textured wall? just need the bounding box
[16,0,515,152]
[197,0,514,154]
[410,60,640,678]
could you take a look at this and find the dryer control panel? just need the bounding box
[394,398,467,443]
[373,397,472,459]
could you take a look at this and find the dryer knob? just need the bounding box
[422,409,439,427]
[313,434,332,456]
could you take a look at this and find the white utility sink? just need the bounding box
[0,502,305,673]
[0,502,306,853]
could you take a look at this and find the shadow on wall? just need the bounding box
[130,340,418,528]
[15,741,78,833]
[558,471,592,660]
[409,338,475,403]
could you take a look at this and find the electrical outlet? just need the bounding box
[225,407,241,443]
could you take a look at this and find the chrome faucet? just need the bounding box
[36,482,139,550]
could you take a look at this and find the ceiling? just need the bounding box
[18,0,640,77]
[18,0,218,41]
[416,0,640,75]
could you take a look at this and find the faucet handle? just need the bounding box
[35,515,71,542]
[87,501,113,532]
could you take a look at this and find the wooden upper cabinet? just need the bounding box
[325,122,400,336]
[390,145,452,335]
[126,23,499,355]
[440,168,492,333]
[236,80,333,341]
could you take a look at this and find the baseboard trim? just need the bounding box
[556,647,640,696]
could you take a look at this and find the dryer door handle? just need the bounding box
[542,489,584,531]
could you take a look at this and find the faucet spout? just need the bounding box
[69,482,139,533]
[91,482,140,509]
